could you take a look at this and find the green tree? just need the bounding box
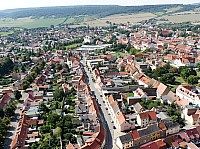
[187,75,199,85]
[196,62,200,71]
[160,73,176,84]
[14,90,22,100]
[47,113,60,128]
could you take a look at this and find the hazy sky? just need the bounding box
[1,0,200,10]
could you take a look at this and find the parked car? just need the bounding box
[113,126,116,129]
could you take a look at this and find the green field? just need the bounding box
[0,17,66,28]
[65,43,82,49]
[159,12,200,24]
[0,31,14,36]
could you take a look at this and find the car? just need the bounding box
[105,107,108,110]
[113,126,116,129]
[108,113,111,115]
[103,101,105,103]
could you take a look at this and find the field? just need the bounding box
[75,13,156,27]
[164,6,183,13]
[65,43,82,49]
[159,12,200,24]
[1,9,200,29]
[0,17,66,28]
[0,31,14,36]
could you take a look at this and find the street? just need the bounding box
[4,99,23,149]
[82,57,118,149]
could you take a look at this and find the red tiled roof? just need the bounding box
[147,111,157,121]
[130,130,140,140]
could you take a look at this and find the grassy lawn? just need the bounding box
[175,76,188,85]
[65,43,82,49]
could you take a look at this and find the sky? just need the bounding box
[1,0,200,10]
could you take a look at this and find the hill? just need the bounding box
[0,4,185,18]
[0,4,200,28]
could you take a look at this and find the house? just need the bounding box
[171,57,196,68]
[156,83,170,99]
[186,127,200,144]
[161,91,178,105]
[116,133,134,149]
[163,135,180,149]
[139,141,159,149]
[162,120,180,135]
[134,88,157,99]
[183,105,200,125]
[84,36,94,43]
[116,110,135,132]
[154,139,166,149]
[137,124,163,146]
[136,110,157,127]
[136,74,151,88]
[0,93,11,109]
[176,85,200,106]
[11,113,43,149]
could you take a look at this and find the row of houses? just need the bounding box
[116,125,200,149]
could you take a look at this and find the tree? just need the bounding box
[196,62,200,71]
[160,73,176,85]
[187,75,199,85]
[53,127,62,137]
[53,86,66,101]
[14,90,22,100]
[180,67,197,80]
[47,113,60,128]
[0,109,4,118]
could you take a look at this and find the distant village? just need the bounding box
[0,21,200,149]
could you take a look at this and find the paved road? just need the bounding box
[82,57,118,149]
[4,99,23,149]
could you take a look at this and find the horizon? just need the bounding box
[0,0,200,10]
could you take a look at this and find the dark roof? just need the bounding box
[138,124,160,137]
[163,121,180,129]
[143,88,157,97]
[119,133,133,144]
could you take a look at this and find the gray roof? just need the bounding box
[138,124,160,137]
[119,133,133,144]
[162,91,177,103]
[163,121,180,129]
[134,102,143,113]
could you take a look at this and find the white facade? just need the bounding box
[136,114,149,127]
[176,86,200,106]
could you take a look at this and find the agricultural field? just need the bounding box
[159,12,200,24]
[0,31,14,36]
[164,6,183,13]
[0,17,66,28]
[75,13,156,27]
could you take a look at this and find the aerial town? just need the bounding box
[0,18,200,149]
